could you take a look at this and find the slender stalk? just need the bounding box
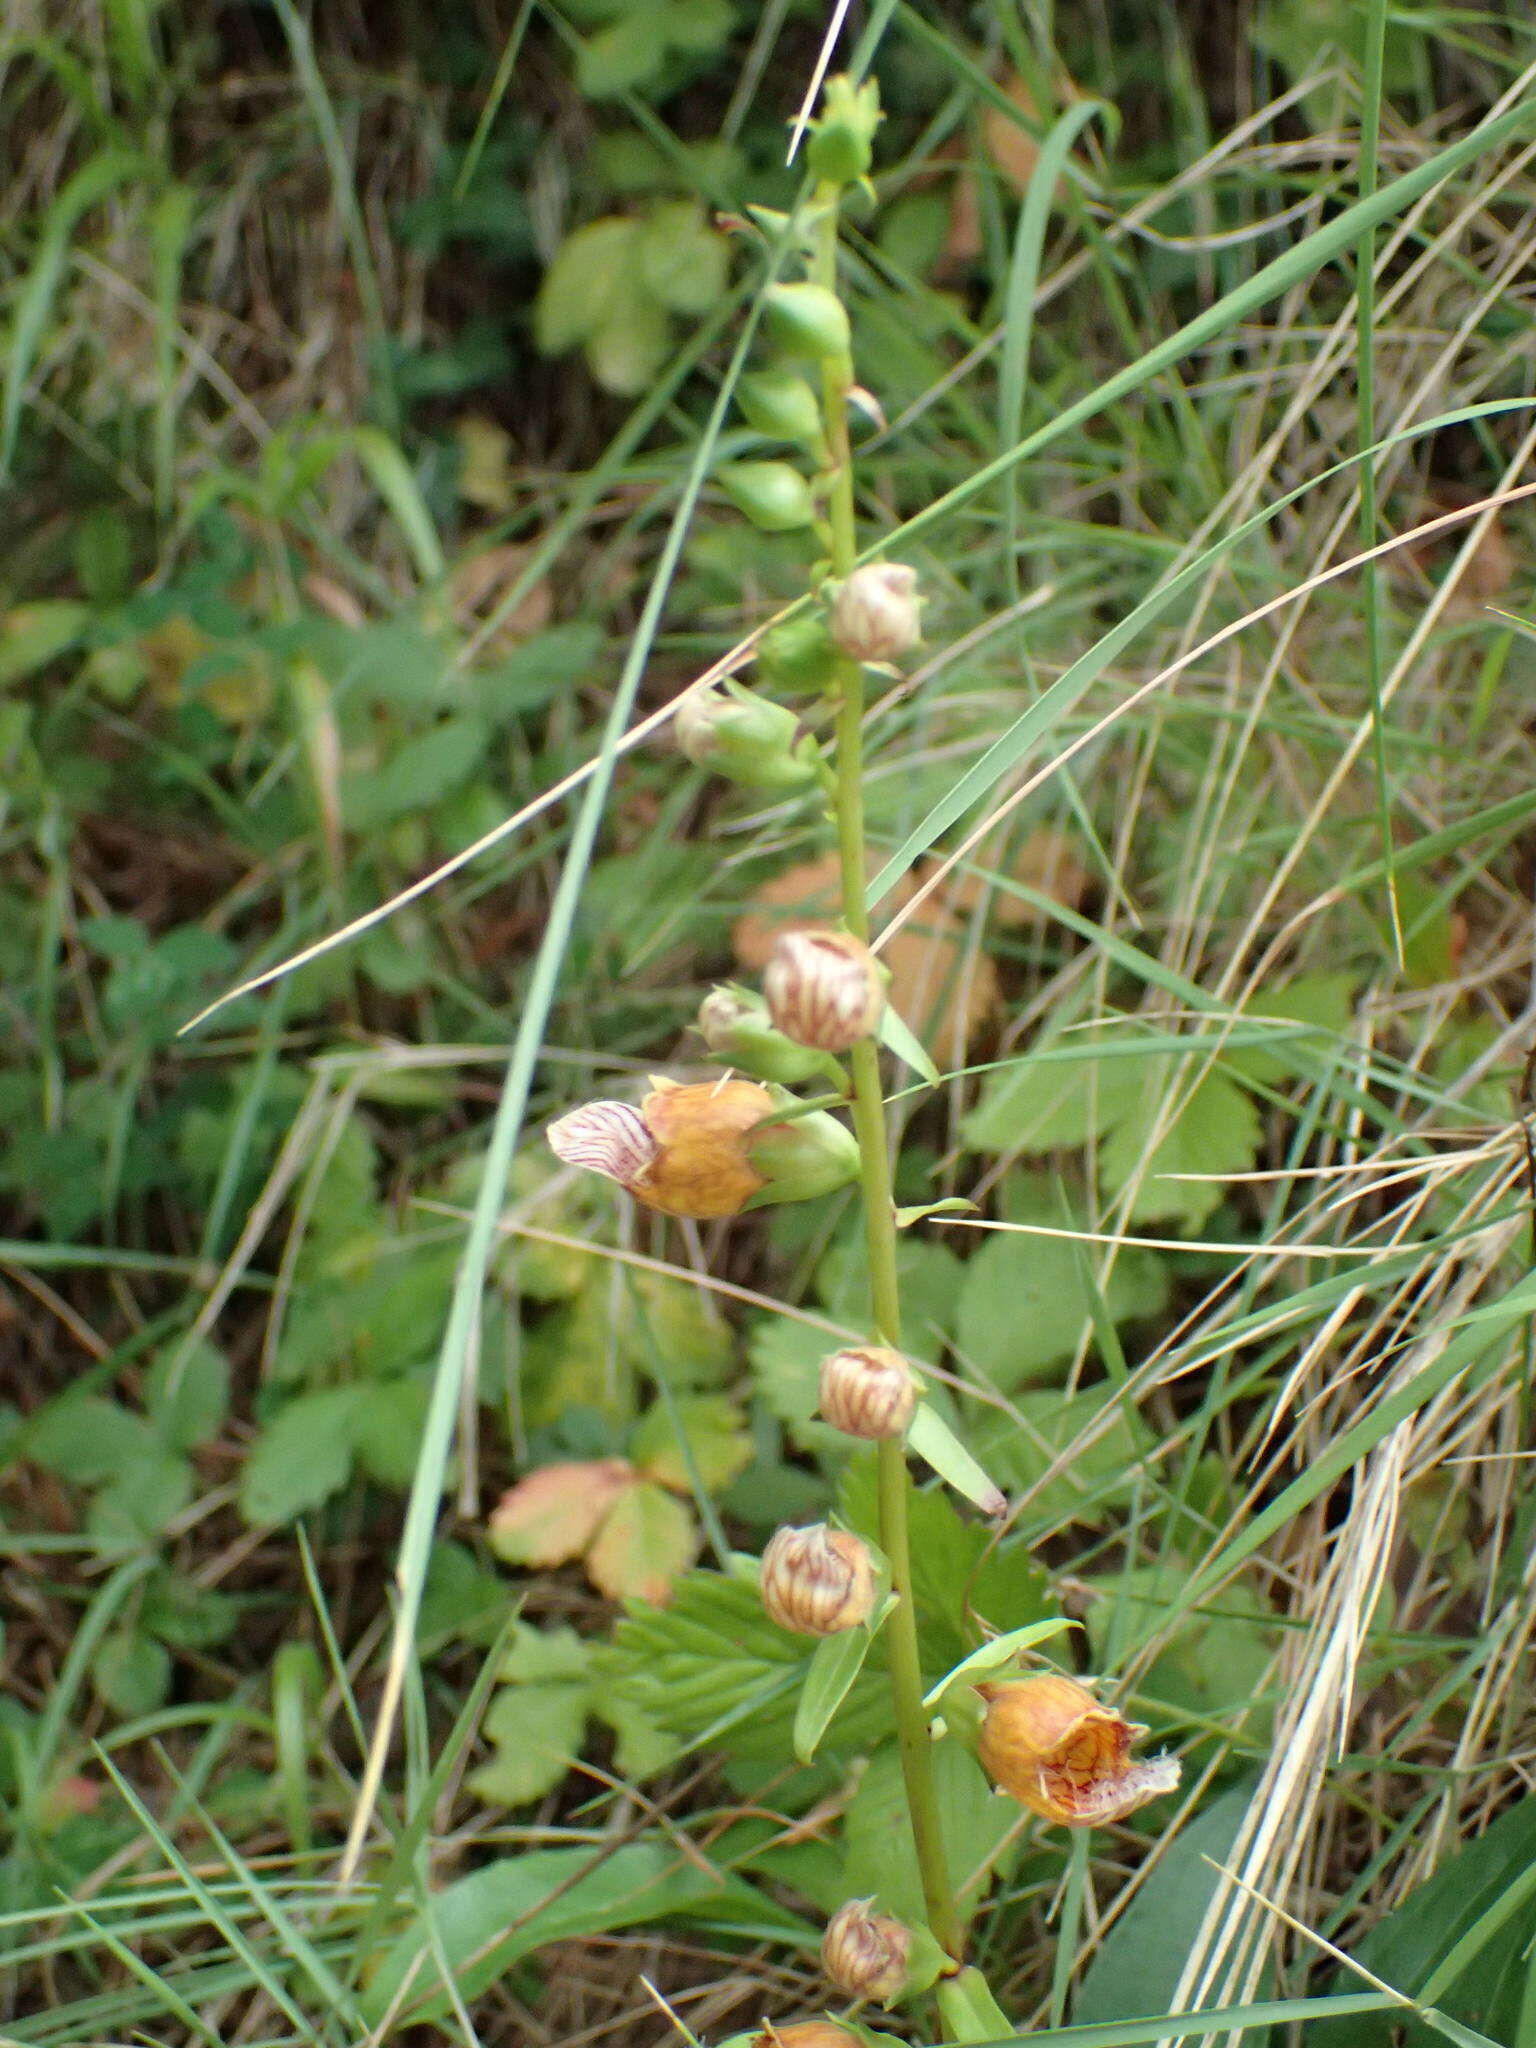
[814,185,961,1961]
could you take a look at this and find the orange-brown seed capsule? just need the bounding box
[976,1672,1181,1829]
[819,1345,916,1441]
[821,1897,911,2003]
[751,2025,861,2048]
[761,1523,875,1636]
[763,928,883,1053]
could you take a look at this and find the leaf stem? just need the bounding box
[814,185,961,1962]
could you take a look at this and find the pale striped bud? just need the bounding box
[763,929,883,1053]
[830,563,921,663]
[760,1523,874,1636]
[818,1345,915,1441]
[821,1898,910,2003]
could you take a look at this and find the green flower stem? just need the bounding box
[814,185,961,1963]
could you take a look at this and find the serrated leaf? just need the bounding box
[586,1480,697,1604]
[489,1458,635,1568]
[1100,1067,1260,1229]
[353,1373,434,1486]
[1224,973,1357,1085]
[500,1622,592,1687]
[239,1386,365,1524]
[631,1395,753,1495]
[23,1394,159,1483]
[973,1386,1151,1529]
[961,1019,1149,1153]
[600,1567,889,1765]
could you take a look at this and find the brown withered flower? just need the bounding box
[548,1077,772,1219]
[761,1523,875,1636]
[751,2025,861,2048]
[821,1897,911,2003]
[976,1672,1180,1828]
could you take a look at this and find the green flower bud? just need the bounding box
[745,1092,860,1206]
[757,611,839,697]
[718,459,817,533]
[764,282,852,363]
[674,682,819,790]
[697,985,836,1085]
[736,369,825,447]
[805,75,882,186]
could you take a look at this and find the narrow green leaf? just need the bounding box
[908,1402,1007,1517]
[921,1618,1072,1709]
[793,1622,877,1762]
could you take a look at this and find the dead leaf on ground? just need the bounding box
[451,542,555,655]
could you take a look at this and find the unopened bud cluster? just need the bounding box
[821,1898,911,2003]
[764,929,884,1053]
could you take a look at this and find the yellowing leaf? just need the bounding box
[488,1458,635,1569]
[630,1394,752,1495]
[586,1480,697,1605]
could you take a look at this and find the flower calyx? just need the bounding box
[675,681,819,790]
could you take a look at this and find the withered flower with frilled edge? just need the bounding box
[976,1672,1180,1828]
[548,1077,857,1220]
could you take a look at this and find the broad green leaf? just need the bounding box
[239,1386,366,1524]
[586,1479,697,1604]
[879,999,942,1085]
[468,1676,590,1807]
[574,16,662,96]
[954,1184,1167,1388]
[794,1623,877,1763]
[637,200,729,316]
[631,1394,753,1495]
[86,1448,194,1544]
[353,1373,434,1486]
[936,1966,1018,2045]
[1100,1069,1260,1230]
[92,1627,172,1717]
[962,1022,1152,1154]
[601,1567,887,1765]
[534,216,643,354]
[844,1740,1016,1925]
[1075,1782,1258,2024]
[586,291,672,396]
[0,600,90,686]
[361,1839,806,2022]
[143,1337,231,1452]
[1306,1796,1536,2048]
[344,715,488,831]
[817,1231,965,1349]
[1224,974,1357,1086]
[21,1394,158,1483]
[974,1388,1152,1530]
